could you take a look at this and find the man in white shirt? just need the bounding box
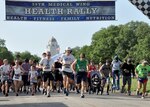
[40,51,54,97]
[61,47,75,96]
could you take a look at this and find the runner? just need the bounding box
[111,56,122,90]
[53,58,62,93]
[61,47,75,96]
[40,51,54,97]
[28,65,38,96]
[0,59,11,96]
[99,60,111,95]
[135,60,150,99]
[87,60,96,94]
[121,58,135,95]
[71,53,88,98]
[13,60,24,96]
[39,52,47,93]
[36,62,42,93]
[21,59,30,93]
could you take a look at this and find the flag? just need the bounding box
[129,0,150,19]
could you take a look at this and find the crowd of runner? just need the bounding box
[0,47,150,99]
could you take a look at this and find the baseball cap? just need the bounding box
[65,47,71,51]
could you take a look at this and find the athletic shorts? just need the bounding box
[54,70,63,81]
[22,75,30,86]
[43,71,54,81]
[123,76,131,86]
[76,72,87,84]
[1,79,9,84]
[1,76,9,84]
[138,77,148,83]
[62,71,73,79]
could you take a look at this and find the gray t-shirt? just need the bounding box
[61,54,75,73]
[112,60,122,71]
[29,70,38,83]
[0,64,10,81]
[40,58,54,71]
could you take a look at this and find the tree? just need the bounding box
[0,38,6,47]
[73,21,150,64]
[91,21,150,63]
[72,46,81,58]
[20,51,32,60]
[0,38,14,63]
[30,54,41,63]
[14,51,41,63]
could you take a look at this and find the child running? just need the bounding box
[28,65,38,96]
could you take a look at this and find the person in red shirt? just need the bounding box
[87,60,97,93]
[0,59,3,66]
[87,61,96,77]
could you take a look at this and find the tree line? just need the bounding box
[72,21,150,64]
[0,38,40,64]
[1,21,150,65]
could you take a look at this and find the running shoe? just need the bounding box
[80,94,85,98]
[47,93,51,97]
[141,95,145,99]
[136,90,139,96]
[66,90,69,96]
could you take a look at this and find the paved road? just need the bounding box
[0,92,150,107]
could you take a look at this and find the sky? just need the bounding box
[0,0,150,57]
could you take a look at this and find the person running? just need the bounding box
[135,60,150,99]
[28,65,38,96]
[71,53,88,98]
[21,59,30,93]
[13,60,24,96]
[111,56,122,90]
[53,58,62,93]
[61,47,75,96]
[99,60,111,95]
[40,51,54,97]
[39,52,47,93]
[0,59,11,96]
[87,60,96,93]
[121,58,135,95]
[36,63,42,93]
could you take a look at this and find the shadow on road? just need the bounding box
[0,99,10,101]
[0,103,69,107]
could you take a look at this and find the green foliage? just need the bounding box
[0,47,14,63]
[72,21,150,64]
[2,21,150,64]
[0,38,6,47]
[0,38,40,63]
[14,51,41,62]
[72,46,81,59]
[0,38,14,62]
[30,54,41,62]
[20,51,32,60]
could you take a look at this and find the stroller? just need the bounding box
[89,71,102,95]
